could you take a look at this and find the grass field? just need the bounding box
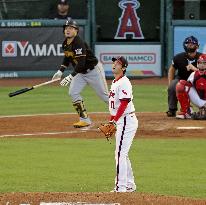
[0,138,205,198]
[0,84,206,198]
[1,84,167,115]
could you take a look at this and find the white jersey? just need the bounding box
[187,72,195,84]
[109,76,135,117]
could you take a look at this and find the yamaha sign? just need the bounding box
[2,41,63,57]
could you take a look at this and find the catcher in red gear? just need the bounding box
[176,54,206,119]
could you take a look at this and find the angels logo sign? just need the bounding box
[115,0,144,39]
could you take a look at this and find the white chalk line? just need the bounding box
[177,126,205,130]
[0,112,108,119]
[0,111,162,119]
[0,128,98,138]
[0,131,85,138]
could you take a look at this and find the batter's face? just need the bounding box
[64,26,77,38]
[112,60,125,75]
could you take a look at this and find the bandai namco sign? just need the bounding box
[115,0,144,39]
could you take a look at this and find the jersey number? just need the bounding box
[110,101,115,109]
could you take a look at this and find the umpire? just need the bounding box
[166,36,202,117]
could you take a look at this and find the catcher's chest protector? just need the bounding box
[194,74,206,100]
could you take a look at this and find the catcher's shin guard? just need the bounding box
[73,100,88,119]
[176,80,191,114]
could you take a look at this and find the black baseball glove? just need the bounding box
[191,107,206,120]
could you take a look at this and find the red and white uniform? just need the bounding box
[187,71,206,107]
[109,76,138,192]
[176,54,206,118]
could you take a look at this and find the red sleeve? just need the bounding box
[113,99,129,122]
[109,115,115,121]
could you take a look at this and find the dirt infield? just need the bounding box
[0,192,206,205]
[0,112,205,139]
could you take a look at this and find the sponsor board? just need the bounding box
[100,53,156,64]
[95,44,161,77]
[0,26,84,74]
[2,41,17,57]
[0,27,64,72]
[174,26,206,55]
[2,41,63,57]
[0,72,18,78]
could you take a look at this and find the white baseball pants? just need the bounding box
[114,112,138,192]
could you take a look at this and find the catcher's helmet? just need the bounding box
[183,36,199,53]
[63,19,79,32]
[197,54,206,74]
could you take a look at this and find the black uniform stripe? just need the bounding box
[116,116,126,191]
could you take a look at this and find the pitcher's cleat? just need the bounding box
[110,188,126,192]
[126,187,136,192]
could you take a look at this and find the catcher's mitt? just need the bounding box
[98,122,116,137]
[191,107,206,120]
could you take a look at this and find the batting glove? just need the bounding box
[52,70,63,80]
[60,74,73,86]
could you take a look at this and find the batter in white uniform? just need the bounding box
[109,56,138,192]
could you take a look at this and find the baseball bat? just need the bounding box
[8,78,60,97]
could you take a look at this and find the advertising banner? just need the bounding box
[0,26,84,77]
[95,44,161,77]
[0,27,64,71]
[174,26,206,55]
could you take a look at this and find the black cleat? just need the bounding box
[166,110,176,117]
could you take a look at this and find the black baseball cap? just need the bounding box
[112,56,128,68]
[58,0,69,5]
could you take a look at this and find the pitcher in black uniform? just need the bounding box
[166,36,202,117]
[52,19,108,128]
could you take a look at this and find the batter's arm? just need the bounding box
[61,56,79,78]
[74,56,86,73]
[59,56,71,72]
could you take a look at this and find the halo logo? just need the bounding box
[2,41,17,57]
[115,0,144,39]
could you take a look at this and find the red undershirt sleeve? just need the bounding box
[111,99,130,122]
